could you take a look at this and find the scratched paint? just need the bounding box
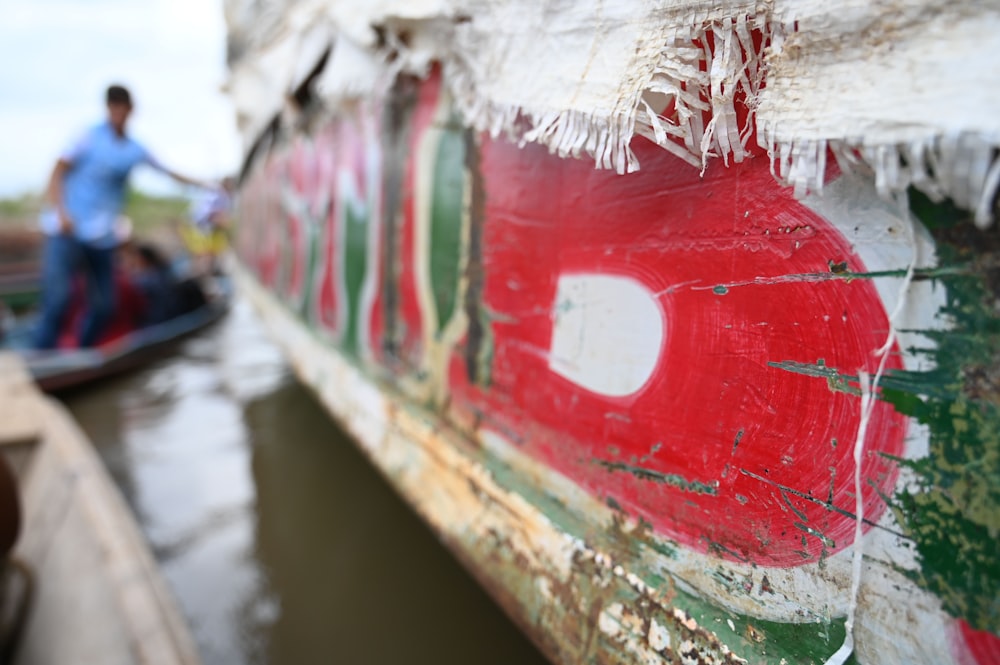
[888,192,1000,662]
[233,67,1000,664]
[447,132,907,567]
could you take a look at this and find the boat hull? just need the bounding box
[0,354,200,665]
[234,71,1000,664]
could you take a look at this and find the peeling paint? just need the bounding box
[593,459,719,495]
[882,192,1000,639]
[233,66,999,664]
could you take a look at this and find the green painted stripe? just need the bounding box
[429,117,466,336]
[301,216,320,322]
[342,202,369,358]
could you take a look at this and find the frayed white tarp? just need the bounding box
[759,1,1000,226]
[224,0,1000,224]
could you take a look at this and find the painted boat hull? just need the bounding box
[234,70,1000,664]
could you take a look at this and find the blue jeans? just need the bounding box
[34,235,116,349]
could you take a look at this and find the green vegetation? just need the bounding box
[0,189,190,233]
[0,194,41,228]
[123,189,192,233]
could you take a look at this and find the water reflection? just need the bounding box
[62,297,550,665]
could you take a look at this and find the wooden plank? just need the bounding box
[0,354,42,447]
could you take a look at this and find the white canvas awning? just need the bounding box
[224,0,1000,225]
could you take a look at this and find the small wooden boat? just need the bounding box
[1,276,231,392]
[0,353,201,665]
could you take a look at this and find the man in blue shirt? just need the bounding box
[35,84,210,348]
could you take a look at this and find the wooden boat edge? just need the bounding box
[13,282,231,393]
[0,353,202,665]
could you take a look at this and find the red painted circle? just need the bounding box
[958,621,1000,665]
[448,135,907,566]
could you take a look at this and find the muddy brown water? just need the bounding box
[62,296,551,665]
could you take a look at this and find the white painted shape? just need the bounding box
[801,171,946,376]
[548,274,664,397]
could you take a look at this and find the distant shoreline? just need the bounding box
[0,190,190,235]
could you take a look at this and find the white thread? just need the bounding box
[823,193,919,665]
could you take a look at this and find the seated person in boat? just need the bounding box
[52,257,147,349]
[34,84,213,349]
[123,241,209,324]
[51,241,210,348]
[122,242,176,326]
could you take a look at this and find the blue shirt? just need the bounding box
[40,121,163,247]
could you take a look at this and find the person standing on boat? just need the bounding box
[34,84,212,349]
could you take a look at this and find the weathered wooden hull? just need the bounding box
[234,70,1000,664]
[0,354,201,665]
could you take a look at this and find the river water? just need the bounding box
[62,295,550,665]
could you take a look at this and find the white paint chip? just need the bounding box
[649,619,671,651]
[598,603,625,637]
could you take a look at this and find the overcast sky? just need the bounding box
[0,0,242,197]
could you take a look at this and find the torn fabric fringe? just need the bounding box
[224,0,1000,225]
[443,10,770,178]
[763,133,1000,230]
